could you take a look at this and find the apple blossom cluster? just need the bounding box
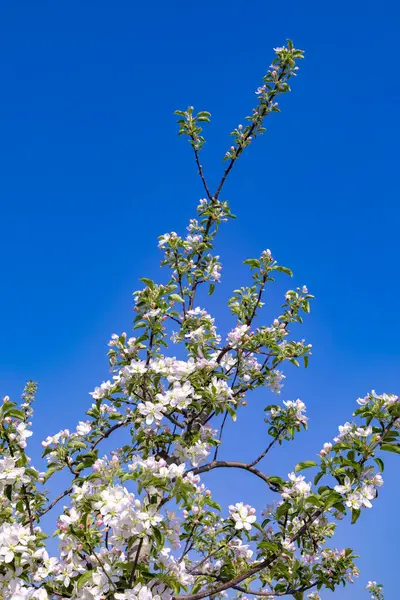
[367,581,384,600]
[0,42,397,600]
[228,503,257,531]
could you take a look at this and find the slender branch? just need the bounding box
[89,545,118,592]
[65,458,79,477]
[176,418,398,600]
[3,430,35,534]
[247,427,286,468]
[190,574,318,598]
[188,536,233,574]
[190,460,279,492]
[91,420,128,450]
[129,538,143,586]
[231,581,318,597]
[213,358,241,460]
[213,410,228,461]
[174,248,187,320]
[246,274,267,327]
[179,522,199,562]
[187,211,216,313]
[168,314,183,325]
[146,330,155,366]
[165,412,185,429]
[213,63,290,202]
[190,137,213,201]
[36,487,73,519]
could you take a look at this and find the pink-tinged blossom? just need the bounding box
[228,502,257,531]
[227,324,250,348]
[90,380,113,400]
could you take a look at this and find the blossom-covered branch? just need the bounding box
[0,41,397,600]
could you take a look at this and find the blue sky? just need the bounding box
[1,1,399,597]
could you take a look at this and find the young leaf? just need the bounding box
[170,294,185,303]
[295,460,317,473]
[381,444,400,454]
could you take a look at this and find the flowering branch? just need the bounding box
[0,41,396,600]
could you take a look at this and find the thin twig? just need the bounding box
[247,426,286,468]
[190,139,213,201]
[213,63,290,202]
[190,460,279,492]
[129,538,144,586]
[213,410,228,461]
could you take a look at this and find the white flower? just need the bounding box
[90,380,113,400]
[355,426,372,438]
[345,492,363,510]
[283,399,307,423]
[157,381,196,410]
[129,360,147,375]
[208,377,234,405]
[357,395,369,405]
[229,502,256,531]
[371,473,384,487]
[282,473,312,499]
[334,476,353,496]
[138,401,165,425]
[229,539,253,559]
[360,484,376,508]
[15,422,33,448]
[76,421,92,436]
[0,522,34,564]
[175,440,210,467]
[59,507,80,526]
[0,456,28,489]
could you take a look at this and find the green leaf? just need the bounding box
[43,467,59,483]
[5,485,12,501]
[314,471,324,485]
[77,571,93,589]
[169,294,185,303]
[243,258,260,269]
[267,475,286,489]
[351,508,361,524]
[381,443,400,454]
[70,441,87,450]
[295,460,317,473]
[140,277,154,289]
[206,498,222,511]
[5,408,26,420]
[374,457,384,472]
[153,527,164,545]
[306,494,321,507]
[275,265,293,277]
[276,501,290,520]
[323,491,343,509]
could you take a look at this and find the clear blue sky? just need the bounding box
[1,1,399,597]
